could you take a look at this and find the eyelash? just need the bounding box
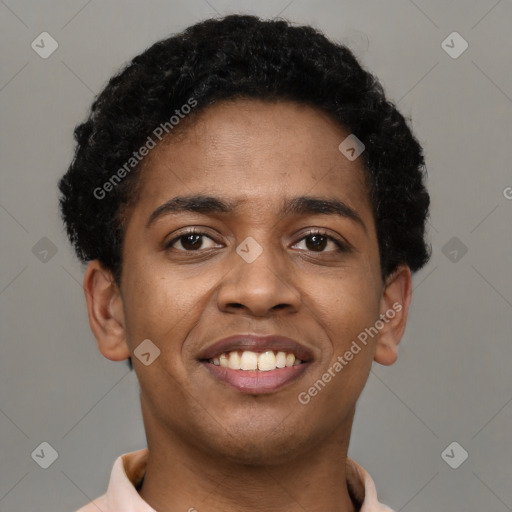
[165,228,350,253]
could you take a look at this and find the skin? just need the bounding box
[84,98,412,512]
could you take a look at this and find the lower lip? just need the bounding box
[201,361,310,394]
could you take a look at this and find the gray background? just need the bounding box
[1,0,511,511]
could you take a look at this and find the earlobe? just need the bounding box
[374,265,412,366]
[83,261,130,361]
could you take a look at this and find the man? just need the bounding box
[59,14,430,511]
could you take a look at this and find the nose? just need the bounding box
[217,241,301,317]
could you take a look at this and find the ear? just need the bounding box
[83,260,130,361]
[374,264,412,366]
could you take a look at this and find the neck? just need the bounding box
[138,411,358,512]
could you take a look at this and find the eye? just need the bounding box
[166,229,220,251]
[292,231,348,253]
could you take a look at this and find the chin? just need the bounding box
[202,422,309,466]
[217,439,300,466]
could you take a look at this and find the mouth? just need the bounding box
[197,334,313,394]
[209,349,304,370]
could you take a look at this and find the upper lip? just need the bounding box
[198,334,314,362]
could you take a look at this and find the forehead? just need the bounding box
[133,98,371,220]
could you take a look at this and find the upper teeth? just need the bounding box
[211,350,302,371]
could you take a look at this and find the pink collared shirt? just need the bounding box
[76,449,394,512]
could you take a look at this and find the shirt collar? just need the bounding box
[79,448,394,512]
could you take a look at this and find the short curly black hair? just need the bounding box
[59,14,430,285]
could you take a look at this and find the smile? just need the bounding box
[209,350,303,371]
[202,350,310,394]
[198,334,313,393]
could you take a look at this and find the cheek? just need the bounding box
[308,284,379,412]
[120,263,183,347]
[121,259,219,350]
[310,268,381,336]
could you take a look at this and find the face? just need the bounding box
[111,99,390,463]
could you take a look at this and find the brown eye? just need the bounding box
[305,234,328,251]
[292,231,346,253]
[167,231,219,251]
[178,234,203,250]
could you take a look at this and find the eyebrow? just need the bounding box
[146,194,366,232]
